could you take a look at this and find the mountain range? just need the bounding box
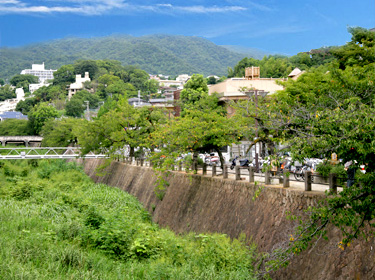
[0,35,269,81]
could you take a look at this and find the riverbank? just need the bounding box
[80,159,375,279]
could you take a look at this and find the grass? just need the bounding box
[0,159,258,279]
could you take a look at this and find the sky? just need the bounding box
[0,0,374,55]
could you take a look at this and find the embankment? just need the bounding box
[79,159,375,279]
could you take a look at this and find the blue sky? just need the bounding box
[0,0,374,55]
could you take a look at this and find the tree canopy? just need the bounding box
[27,103,60,135]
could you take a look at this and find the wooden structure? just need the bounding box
[245,66,260,80]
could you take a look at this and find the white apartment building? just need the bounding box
[20,63,56,83]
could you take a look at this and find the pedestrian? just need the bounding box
[344,160,356,187]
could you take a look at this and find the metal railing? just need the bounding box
[115,156,344,193]
[0,147,108,160]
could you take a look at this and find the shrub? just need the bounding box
[84,208,105,229]
[316,162,333,177]
[331,165,347,180]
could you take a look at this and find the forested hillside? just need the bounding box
[0,35,247,80]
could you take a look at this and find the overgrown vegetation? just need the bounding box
[0,159,258,279]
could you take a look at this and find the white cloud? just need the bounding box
[0,0,247,15]
[173,5,246,13]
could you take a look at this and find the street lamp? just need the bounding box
[244,89,269,173]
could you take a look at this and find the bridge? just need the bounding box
[0,136,43,147]
[0,147,108,160]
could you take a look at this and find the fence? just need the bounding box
[114,156,345,193]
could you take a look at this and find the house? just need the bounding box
[0,111,28,121]
[160,86,178,100]
[288,68,305,80]
[68,72,91,100]
[208,67,284,102]
[128,98,151,107]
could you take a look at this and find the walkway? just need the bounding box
[123,159,342,194]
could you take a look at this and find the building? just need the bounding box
[0,111,28,121]
[288,67,306,80]
[0,88,25,114]
[150,74,191,89]
[29,82,50,94]
[128,97,151,107]
[160,87,179,100]
[208,67,284,102]
[176,74,190,83]
[20,63,56,83]
[68,72,91,100]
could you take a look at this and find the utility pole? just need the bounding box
[84,101,90,121]
[245,89,268,173]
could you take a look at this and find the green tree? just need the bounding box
[9,74,38,92]
[10,74,38,86]
[118,66,150,91]
[152,107,240,169]
[71,90,100,108]
[206,76,218,85]
[77,95,167,157]
[97,74,121,86]
[65,99,85,118]
[41,118,83,146]
[0,85,16,101]
[0,119,33,135]
[254,62,375,272]
[105,80,137,98]
[53,65,75,86]
[152,76,234,170]
[228,57,260,78]
[34,85,64,102]
[27,103,60,135]
[15,97,38,115]
[96,60,124,76]
[143,79,159,94]
[74,60,99,79]
[180,74,210,113]
[333,27,375,69]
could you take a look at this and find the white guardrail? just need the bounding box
[0,147,108,160]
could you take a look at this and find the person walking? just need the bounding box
[344,160,357,187]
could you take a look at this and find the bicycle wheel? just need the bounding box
[294,173,304,181]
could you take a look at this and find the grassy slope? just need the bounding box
[0,159,257,279]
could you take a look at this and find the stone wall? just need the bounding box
[79,159,375,280]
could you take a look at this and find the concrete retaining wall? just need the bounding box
[79,159,375,280]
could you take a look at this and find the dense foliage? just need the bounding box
[228,47,337,78]
[239,27,375,271]
[0,35,246,80]
[0,119,33,136]
[0,84,16,101]
[0,159,257,279]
